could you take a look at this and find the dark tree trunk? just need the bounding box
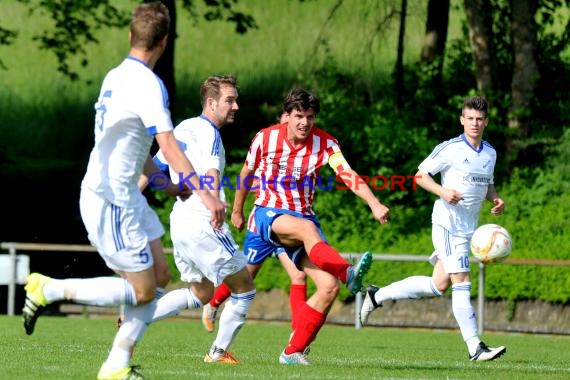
[394,0,407,112]
[463,0,495,94]
[420,0,450,87]
[154,0,177,111]
[508,0,539,135]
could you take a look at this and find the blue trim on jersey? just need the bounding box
[212,133,220,156]
[126,55,148,67]
[152,140,186,171]
[481,140,494,151]
[153,155,168,171]
[430,136,462,158]
[177,139,187,152]
[146,125,157,135]
[199,114,221,156]
[125,55,169,108]
[157,78,169,108]
[460,133,483,153]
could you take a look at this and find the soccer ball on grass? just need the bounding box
[470,224,512,264]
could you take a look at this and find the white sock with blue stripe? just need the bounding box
[209,289,256,358]
[452,281,480,354]
[43,277,137,306]
[151,288,202,322]
[376,275,441,304]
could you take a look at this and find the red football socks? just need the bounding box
[289,284,307,330]
[308,241,349,283]
[285,302,326,354]
[209,282,231,307]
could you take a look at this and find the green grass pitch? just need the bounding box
[1,315,569,379]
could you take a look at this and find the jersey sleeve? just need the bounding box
[245,131,264,171]
[136,74,173,136]
[153,150,168,171]
[326,138,351,174]
[418,141,451,175]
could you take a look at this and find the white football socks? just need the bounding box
[209,289,256,358]
[376,275,441,304]
[451,282,480,355]
[152,288,202,322]
[104,300,157,369]
[43,277,137,306]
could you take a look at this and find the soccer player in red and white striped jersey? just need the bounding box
[231,88,390,365]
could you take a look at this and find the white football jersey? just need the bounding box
[418,134,496,237]
[155,115,225,218]
[82,56,173,207]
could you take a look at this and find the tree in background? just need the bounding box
[508,0,539,136]
[1,0,257,105]
[463,0,496,94]
[420,0,450,90]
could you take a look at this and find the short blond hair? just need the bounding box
[200,75,238,106]
[130,2,170,51]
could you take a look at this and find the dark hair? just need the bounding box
[462,96,489,117]
[200,75,238,107]
[282,88,320,115]
[130,2,170,51]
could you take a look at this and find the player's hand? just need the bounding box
[490,197,505,215]
[372,203,390,224]
[202,193,227,230]
[442,189,463,205]
[165,182,192,200]
[231,210,245,232]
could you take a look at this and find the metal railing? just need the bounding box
[2,242,569,334]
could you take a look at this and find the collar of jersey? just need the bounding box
[126,55,149,68]
[199,114,219,131]
[460,133,483,153]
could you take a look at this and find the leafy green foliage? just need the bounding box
[16,0,130,80]
[1,0,569,304]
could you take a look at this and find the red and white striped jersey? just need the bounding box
[245,123,351,214]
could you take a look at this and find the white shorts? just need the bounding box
[170,210,245,287]
[429,224,470,274]
[141,197,165,242]
[79,188,162,273]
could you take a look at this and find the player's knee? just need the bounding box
[135,287,156,304]
[317,281,339,303]
[299,219,319,237]
[290,270,306,284]
[433,280,449,294]
[191,284,214,305]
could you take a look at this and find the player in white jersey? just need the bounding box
[231,88,390,364]
[360,96,507,362]
[149,75,256,364]
[203,112,308,335]
[21,4,225,380]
